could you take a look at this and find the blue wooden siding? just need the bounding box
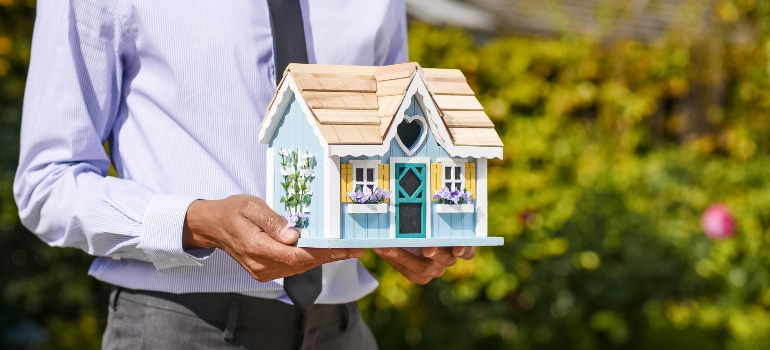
[340,96,477,239]
[269,96,326,239]
[340,211,389,240]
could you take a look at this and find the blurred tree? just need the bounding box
[362,4,770,349]
[5,1,770,350]
[0,2,111,350]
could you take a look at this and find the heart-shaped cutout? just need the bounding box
[395,115,427,156]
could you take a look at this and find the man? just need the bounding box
[14,1,475,349]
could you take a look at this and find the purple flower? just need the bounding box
[284,213,298,228]
[373,188,391,201]
[432,187,451,202]
[460,191,472,204]
[449,189,461,204]
[284,212,310,229]
[348,186,389,204]
[433,187,473,204]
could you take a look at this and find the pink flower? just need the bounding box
[701,203,736,239]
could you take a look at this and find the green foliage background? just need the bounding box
[3,1,770,349]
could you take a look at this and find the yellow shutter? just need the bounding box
[340,163,353,202]
[465,162,476,199]
[430,163,442,201]
[378,164,390,202]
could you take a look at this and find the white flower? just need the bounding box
[300,169,313,178]
[300,151,313,162]
[288,187,296,195]
[278,148,290,157]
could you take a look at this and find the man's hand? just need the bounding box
[182,194,363,282]
[372,247,476,285]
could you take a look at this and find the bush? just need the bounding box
[5,1,770,349]
[358,19,770,350]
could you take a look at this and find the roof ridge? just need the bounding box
[261,63,502,148]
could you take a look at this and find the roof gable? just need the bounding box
[258,63,503,157]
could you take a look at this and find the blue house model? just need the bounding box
[258,63,504,248]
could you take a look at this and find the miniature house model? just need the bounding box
[258,63,504,248]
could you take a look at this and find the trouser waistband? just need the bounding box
[110,286,357,340]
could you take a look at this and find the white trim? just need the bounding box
[349,160,380,191]
[258,75,328,149]
[435,204,474,213]
[266,148,275,208]
[412,75,453,150]
[349,159,381,166]
[347,203,389,214]
[440,163,465,192]
[394,115,428,156]
[438,157,468,192]
[258,79,292,144]
[449,146,503,159]
[438,158,468,164]
[475,158,488,237]
[324,156,341,239]
[389,157,431,239]
[330,144,503,159]
[389,157,429,164]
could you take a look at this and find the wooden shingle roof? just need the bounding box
[266,62,503,148]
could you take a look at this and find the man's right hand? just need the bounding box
[182,194,363,282]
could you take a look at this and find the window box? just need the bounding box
[347,203,389,214]
[435,203,474,213]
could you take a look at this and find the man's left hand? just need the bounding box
[372,247,476,285]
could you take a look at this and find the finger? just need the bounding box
[239,197,299,245]
[373,247,400,258]
[374,249,434,285]
[422,247,458,266]
[374,248,445,279]
[452,246,477,260]
[271,245,364,270]
[238,247,364,282]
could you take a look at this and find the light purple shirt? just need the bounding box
[14,0,407,304]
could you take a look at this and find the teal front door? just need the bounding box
[395,163,426,238]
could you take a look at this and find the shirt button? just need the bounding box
[168,257,179,264]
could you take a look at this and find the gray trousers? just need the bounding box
[102,287,378,350]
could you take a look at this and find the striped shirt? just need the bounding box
[14,0,407,304]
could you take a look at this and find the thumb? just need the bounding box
[240,197,299,245]
[275,225,300,245]
[261,212,299,245]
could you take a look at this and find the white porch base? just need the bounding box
[296,237,503,248]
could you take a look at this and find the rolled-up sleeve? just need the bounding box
[13,1,212,269]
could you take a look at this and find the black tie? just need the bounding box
[266,0,322,315]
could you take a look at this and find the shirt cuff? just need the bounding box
[138,194,215,269]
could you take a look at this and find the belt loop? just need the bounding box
[342,303,355,331]
[110,287,122,312]
[223,294,242,341]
